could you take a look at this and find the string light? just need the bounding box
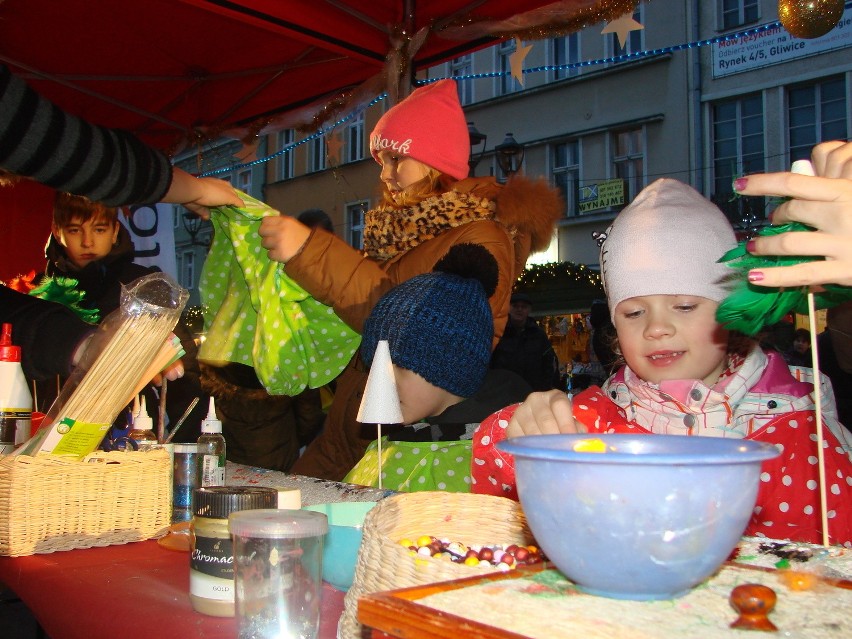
[517,261,603,289]
[199,21,783,178]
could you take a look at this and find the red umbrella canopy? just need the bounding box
[0,0,627,150]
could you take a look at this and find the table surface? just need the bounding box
[358,540,852,639]
[0,463,393,639]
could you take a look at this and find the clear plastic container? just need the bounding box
[229,509,328,639]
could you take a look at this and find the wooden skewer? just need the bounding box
[806,292,829,548]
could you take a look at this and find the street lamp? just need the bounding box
[495,132,525,179]
[183,211,211,247]
[467,121,487,176]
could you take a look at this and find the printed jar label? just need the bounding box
[201,455,225,486]
[191,534,234,600]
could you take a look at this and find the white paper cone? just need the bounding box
[357,340,403,424]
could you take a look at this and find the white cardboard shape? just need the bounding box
[356,340,403,424]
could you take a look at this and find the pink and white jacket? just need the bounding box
[472,347,852,546]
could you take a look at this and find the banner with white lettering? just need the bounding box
[120,203,178,279]
[712,6,852,78]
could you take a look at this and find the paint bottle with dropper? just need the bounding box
[128,395,158,450]
[0,323,32,454]
[198,397,226,487]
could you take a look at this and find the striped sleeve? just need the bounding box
[0,64,173,206]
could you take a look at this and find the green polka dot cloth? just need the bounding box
[199,192,360,395]
[344,437,472,493]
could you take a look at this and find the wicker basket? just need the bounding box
[341,491,533,639]
[0,449,172,556]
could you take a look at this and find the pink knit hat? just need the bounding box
[369,79,470,180]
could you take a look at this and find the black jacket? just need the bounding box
[490,318,560,391]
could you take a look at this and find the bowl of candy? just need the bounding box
[498,434,779,601]
[304,501,377,591]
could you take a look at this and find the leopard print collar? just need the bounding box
[362,190,495,261]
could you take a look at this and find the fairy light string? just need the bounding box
[198,20,784,178]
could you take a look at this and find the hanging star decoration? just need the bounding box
[716,161,852,335]
[325,130,344,167]
[509,37,533,87]
[601,11,644,49]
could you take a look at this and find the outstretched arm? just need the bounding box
[163,168,244,219]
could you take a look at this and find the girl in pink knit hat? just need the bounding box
[471,177,852,547]
[258,79,562,480]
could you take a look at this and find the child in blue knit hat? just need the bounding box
[344,244,532,492]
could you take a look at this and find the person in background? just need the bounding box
[1,62,238,395]
[588,299,617,378]
[296,208,334,234]
[0,63,241,213]
[345,244,532,491]
[258,79,562,480]
[490,292,560,392]
[31,192,206,441]
[785,328,812,368]
[472,178,852,546]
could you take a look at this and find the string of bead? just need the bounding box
[199,21,783,178]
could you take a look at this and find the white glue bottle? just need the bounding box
[198,397,226,487]
[0,323,32,454]
[128,395,158,449]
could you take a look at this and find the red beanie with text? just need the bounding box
[369,79,470,180]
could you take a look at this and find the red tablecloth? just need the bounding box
[0,540,345,639]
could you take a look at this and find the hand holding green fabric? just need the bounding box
[199,192,360,395]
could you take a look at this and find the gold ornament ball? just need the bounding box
[778,0,845,39]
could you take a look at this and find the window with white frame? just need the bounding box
[720,0,759,30]
[608,6,644,59]
[452,55,474,105]
[237,169,251,195]
[345,113,365,163]
[788,76,847,163]
[552,141,580,216]
[308,133,326,173]
[496,40,519,96]
[277,129,295,180]
[182,251,195,290]
[347,201,367,250]
[550,34,580,81]
[611,129,644,204]
[712,94,765,225]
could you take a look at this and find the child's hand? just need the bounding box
[737,140,852,287]
[506,390,585,438]
[259,215,312,264]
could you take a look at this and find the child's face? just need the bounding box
[393,365,463,424]
[377,150,431,201]
[52,215,119,269]
[613,295,729,386]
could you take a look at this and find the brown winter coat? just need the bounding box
[288,175,562,480]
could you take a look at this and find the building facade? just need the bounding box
[181,1,852,308]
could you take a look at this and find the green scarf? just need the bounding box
[199,193,360,395]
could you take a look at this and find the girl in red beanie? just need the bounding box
[258,79,562,481]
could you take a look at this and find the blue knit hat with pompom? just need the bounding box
[361,244,498,398]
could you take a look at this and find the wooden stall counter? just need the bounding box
[359,540,852,639]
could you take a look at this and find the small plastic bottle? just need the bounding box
[198,397,226,487]
[127,395,158,450]
[0,324,32,454]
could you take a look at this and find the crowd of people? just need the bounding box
[2,62,851,545]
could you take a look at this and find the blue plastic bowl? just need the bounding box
[499,434,779,600]
[303,501,377,591]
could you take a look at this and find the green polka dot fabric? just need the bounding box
[199,192,360,395]
[344,436,472,493]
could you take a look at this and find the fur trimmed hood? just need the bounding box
[455,175,563,278]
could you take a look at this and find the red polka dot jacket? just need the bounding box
[472,348,852,546]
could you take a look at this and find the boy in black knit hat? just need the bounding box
[344,244,532,491]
